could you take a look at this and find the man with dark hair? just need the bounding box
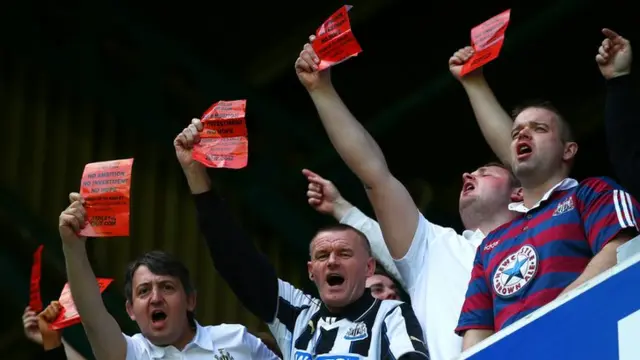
[366,265,400,301]
[57,198,279,360]
[174,119,429,360]
[449,45,640,350]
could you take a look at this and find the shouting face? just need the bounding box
[308,229,375,310]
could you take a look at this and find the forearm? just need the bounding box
[308,86,390,185]
[190,179,278,322]
[461,78,513,165]
[331,197,354,221]
[61,339,86,360]
[605,75,640,197]
[559,243,621,296]
[462,329,494,351]
[62,245,124,360]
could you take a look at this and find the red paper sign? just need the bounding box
[79,158,134,237]
[192,100,248,169]
[50,278,113,330]
[460,9,511,76]
[312,5,362,71]
[29,245,44,313]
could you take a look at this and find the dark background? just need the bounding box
[0,0,637,358]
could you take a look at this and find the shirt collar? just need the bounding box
[145,322,213,358]
[461,228,485,247]
[508,178,578,213]
[317,288,377,322]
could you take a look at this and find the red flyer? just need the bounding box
[28,245,44,313]
[192,100,248,169]
[312,5,362,71]
[461,9,511,76]
[50,278,114,330]
[79,158,134,237]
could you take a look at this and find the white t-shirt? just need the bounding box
[342,208,483,360]
[124,322,280,359]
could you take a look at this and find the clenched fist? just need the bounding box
[174,118,205,170]
[295,35,332,92]
[449,46,484,81]
[58,192,87,246]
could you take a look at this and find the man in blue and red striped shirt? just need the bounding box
[455,101,640,349]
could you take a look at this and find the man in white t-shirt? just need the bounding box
[295,36,522,360]
[57,199,278,360]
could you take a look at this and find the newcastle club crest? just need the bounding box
[493,245,539,298]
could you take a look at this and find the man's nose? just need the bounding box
[462,173,474,182]
[516,127,532,140]
[150,288,163,303]
[327,252,340,266]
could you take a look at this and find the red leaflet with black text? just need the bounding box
[312,5,362,71]
[461,9,511,76]
[192,100,248,169]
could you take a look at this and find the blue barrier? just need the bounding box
[460,239,640,360]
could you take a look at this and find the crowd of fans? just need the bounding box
[20,28,638,360]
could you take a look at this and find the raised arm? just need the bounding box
[59,195,126,360]
[449,47,513,166]
[174,119,279,322]
[295,37,417,260]
[596,29,640,197]
[302,169,406,288]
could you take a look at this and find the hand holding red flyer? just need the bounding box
[50,278,114,330]
[460,9,511,76]
[311,5,362,71]
[192,100,249,169]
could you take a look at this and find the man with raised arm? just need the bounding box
[596,28,639,197]
[449,43,640,350]
[58,203,278,359]
[175,119,428,360]
[294,36,521,360]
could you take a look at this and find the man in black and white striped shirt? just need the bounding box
[174,120,429,360]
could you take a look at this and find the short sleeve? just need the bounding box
[124,334,146,360]
[383,303,429,359]
[395,213,456,289]
[244,331,281,360]
[455,246,494,335]
[576,177,640,254]
[267,279,315,360]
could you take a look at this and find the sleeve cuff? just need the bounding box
[455,324,494,336]
[339,206,366,225]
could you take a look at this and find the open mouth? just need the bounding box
[151,310,167,324]
[463,182,475,194]
[516,142,533,158]
[326,273,345,287]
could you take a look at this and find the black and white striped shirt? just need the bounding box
[270,280,429,360]
[193,191,428,360]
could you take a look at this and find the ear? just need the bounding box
[510,187,523,202]
[125,300,136,321]
[563,141,578,162]
[307,261,314,281]
[365,257,375,278]
[186,291,197,312]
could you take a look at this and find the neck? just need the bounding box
[521,173,566,209]
[463,209,515,235]
[172,326,196,350]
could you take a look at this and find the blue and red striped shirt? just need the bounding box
[456,177,639,333]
